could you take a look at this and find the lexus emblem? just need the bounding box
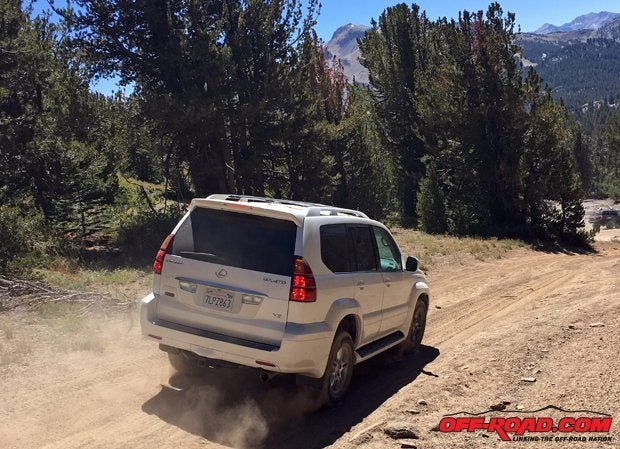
[216,269,228,278]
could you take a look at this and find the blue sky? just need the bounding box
[313,0,620,41]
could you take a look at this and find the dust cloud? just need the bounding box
[143,365,321,448]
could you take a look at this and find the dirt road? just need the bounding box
[1,241,619,449]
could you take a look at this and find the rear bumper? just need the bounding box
[140,293,334,378]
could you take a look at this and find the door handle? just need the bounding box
[356,280,365,290]
[384,277,391,287]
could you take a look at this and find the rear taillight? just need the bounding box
[289,256,316,302]
[153,234,174,274]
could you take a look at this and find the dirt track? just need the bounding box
[1,241,619,449]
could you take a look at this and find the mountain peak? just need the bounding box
[325,24,370,84]
[330,23,369,41]
[535,23,559,34]
[534,11,620,34]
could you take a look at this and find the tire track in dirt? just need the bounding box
[425,259,579,348]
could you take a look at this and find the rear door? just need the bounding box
[348,225,383,344]
[156,207,297,346]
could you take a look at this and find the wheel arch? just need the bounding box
[417,292,429,308]
[336,314,360,347]
[412,280,430,307]
[325,298,363,345]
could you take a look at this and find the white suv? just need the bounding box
[141,194,430,403]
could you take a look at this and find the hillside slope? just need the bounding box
[518,19,620,109]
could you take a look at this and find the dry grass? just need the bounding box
[37,265,147,291]
[390,228,528,270]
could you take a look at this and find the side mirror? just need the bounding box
[405,256,418,272]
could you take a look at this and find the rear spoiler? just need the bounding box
[189,198,303,227]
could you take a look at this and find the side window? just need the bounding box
[320,224,353,273]
[348,226,377,272]
[372,227,402,271]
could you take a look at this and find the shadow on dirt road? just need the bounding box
[142,345,440,448]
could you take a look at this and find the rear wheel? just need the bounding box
[320,331,355,406]
[168,351,202,375]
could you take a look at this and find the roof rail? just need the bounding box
[206,194,369,219]
[207,194,324,207]
[306,206,369,219]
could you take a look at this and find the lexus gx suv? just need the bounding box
[141,194,430,404]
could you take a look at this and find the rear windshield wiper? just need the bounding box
[178,251,225,263]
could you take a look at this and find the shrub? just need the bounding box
[116,205,185,263]
[0,206,55,276]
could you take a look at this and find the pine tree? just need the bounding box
[522,69,584,239]
[72,0,320,198]
[571,126,593,194]
[1,2,121,240]
[601,112,620,199]
[358,4,430,223]
[334,84,396,219]
[0,0,46,210]
[359,3,584,240]
[416,158,446,234]
[284,32,342,202]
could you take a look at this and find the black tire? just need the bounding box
[397,299,428,354]
[168,351,202,375]
[320,331,355,406]
[593,223,601,233]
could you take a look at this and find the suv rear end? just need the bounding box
[589,209,620,232]
[141,197,335,378]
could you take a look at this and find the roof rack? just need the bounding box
[306,206,369,219]
[207,194,324,208]
[207,194,369,219]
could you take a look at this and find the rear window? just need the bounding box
[320,224,379,273]
[348,226,377,272]
[320,224,353,273]
[171,208,297,276]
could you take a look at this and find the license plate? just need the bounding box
[202,290,234,312]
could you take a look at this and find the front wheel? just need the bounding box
[320,331,355,406]
[397,300,428,354]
